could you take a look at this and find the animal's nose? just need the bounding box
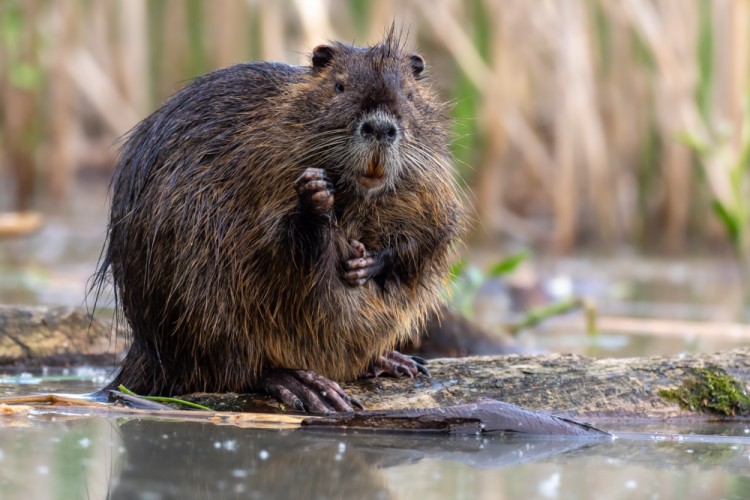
[358,115,399,143]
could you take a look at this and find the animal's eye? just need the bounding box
[334,81,345,93]
[407,92,414,101]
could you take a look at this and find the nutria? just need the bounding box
[93,30,465,412]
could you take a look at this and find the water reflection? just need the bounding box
[0,415,748,499]
[111,420,393,499]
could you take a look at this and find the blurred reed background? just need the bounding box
[1,0,749,256]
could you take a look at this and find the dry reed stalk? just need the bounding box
[258,1,287,62]
[488,2,558,241]
[66,50,140,137]
[475,0,510,240]
[551,0,615,249]
[719,0,749,154]
[1,0,39,211]
[478,3,552,241]
[552,66,579,252]
[600,1,695,249]
[116,0,150,116]
[478,1,618,247]
[599,13,648,240]
[293,0,338,51]
[368,0,403,43]
[160,0,189,96]
[87,0,114,77]
[210,0,247,68]
[47,0,77,201]
[415,0,492,88]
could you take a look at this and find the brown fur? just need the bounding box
[94,30,465,396]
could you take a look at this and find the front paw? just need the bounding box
[295,168,334,214]
[344,239,385,286]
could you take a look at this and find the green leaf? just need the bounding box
[696,0,714,122]
[736,89,750,170]
[677,130,711,155]
[487,251,528,277]
[1,5,22,48]
[118,384,212,411]
[448,258,467,280]
[712,200,742,245]
[9,63,41,90]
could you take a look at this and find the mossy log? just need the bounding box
[184,349,750,420]
[2,306,750,420]
[340,350,750,419]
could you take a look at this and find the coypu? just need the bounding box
[93,29,465,412]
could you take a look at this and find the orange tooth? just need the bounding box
[367,157,384,177]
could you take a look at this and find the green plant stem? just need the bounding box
[117,385,212,411]
[507,297,596,335]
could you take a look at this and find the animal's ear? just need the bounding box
[409,54,425,79]
[312,45,335,71]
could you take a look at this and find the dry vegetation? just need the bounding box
[0,0,748,254]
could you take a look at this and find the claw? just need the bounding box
[410,355,427,365]
[257,369,358,413]
[414,362,431,377]
[360,350,430,379]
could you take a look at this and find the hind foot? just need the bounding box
[361,351,430,378]
[257,369,364,413]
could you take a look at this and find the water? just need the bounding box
[0,367,108,397]
[1,409,749,499]
[1,375,749,499]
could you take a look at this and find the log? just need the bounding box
[2,306,750,420]
[342,349,750,418]
[183,348,750,420]
[0,305,125,366]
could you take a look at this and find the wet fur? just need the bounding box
[94,30,464,396]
